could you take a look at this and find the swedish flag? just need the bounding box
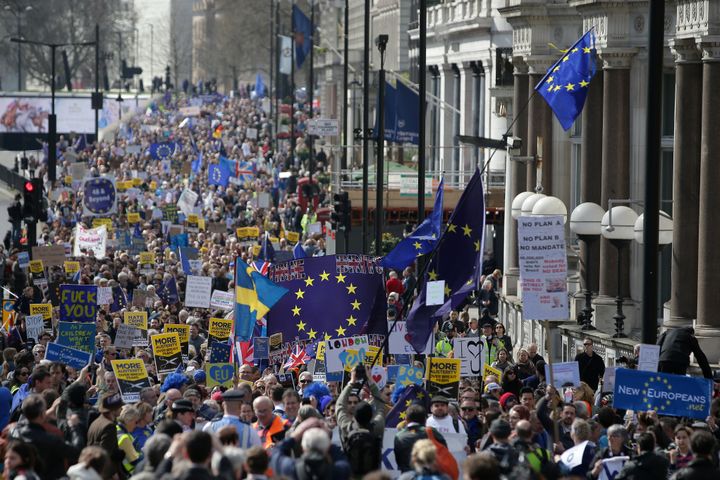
[235,259,289,341]
[536,29,597,131]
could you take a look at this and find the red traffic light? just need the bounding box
[24,181,33,193]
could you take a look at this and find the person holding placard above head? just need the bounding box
[656,326,712,379]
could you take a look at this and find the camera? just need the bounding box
[354,364,366,381]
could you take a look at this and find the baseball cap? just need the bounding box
[485,382,502,392]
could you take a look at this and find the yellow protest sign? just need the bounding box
[206,363,235,388]
[64,175,73,185]
[285,231,300,244]
[124,311,148,346]
[198,218,205,231]
[187,213,199,225]
[151,332,183,374]
[116,181,129,191]
[426,357,461,399]
[30,303,52,320]
[236,227,260,241]
[111,359,151,403]
[150,181,157,190]
[28,260,44,274]
[316,341,325,362]
[483,364,503,381]
[252,245,261,256]
[208,317,233,343]
[364,346,383,367]
[92,218,113,232]
[64,261,80,275]
[131,177,143,186]
[127,212,141,224]
[164,324,190,357]
[139,252,155,272]
[269,236,279,245]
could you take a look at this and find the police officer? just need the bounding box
[203,389,261,448]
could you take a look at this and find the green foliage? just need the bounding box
[371,232,401,256]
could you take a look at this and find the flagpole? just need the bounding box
[290,0,296,167]
[269,0,275,146]
[342,0,349,170]
[418,0,427,222]
[361,0,370,254]
[308,0,314,185]
[275,0,281,154]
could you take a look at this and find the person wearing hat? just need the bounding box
[426,395,466,436]
[435,321,457,358]
[484,382,503,401]
[203,389,261,449]
[87,392,125,479]
[169,398,196,432]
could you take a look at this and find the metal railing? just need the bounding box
[0,163,26,192]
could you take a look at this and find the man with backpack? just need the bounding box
[395,404,449,473]
[336,365,387,478]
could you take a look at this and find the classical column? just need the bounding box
[695,41,720,360]
[460,62,476,176]
[598,52,632,298]
[667,39,701,329]
[579,73,603,294]
[525,60,553,194]
[503,62,529,297]
[438,63,457,178]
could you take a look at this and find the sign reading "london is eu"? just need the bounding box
[613,368,712,419]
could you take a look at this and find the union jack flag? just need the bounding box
[284,344,311,370]
[237,340,254,366]
[252,260,271,276]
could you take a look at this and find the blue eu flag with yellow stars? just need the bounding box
[380,178,444,270]
[536,29,597,131]
[148,141,178,160]
[385,384,430,428]
[406,168,485,353]
[235,260,289,341]
[266,255,387,342]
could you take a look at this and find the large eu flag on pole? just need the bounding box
[267,255,387,342]
[292,5,313,68]
[147,141,177,160]
[406,168,485,353]
[235,261,289,341]
[536,29,597,131]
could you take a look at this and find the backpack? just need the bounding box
[344,427,381,476]
[295,452,332,480]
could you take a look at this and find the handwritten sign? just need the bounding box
[60,285,97,323]
[184,275,212,308]
[57,321,95,353]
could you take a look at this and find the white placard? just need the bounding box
[601,366,616,393]
[307,222,322,235]
[25,314,44,341]
[177,188,199,217]
[258,192,271,209]
[184,275,212,308]
[97,286,113,305]
[388,321,432,355]
[545,361,581,388]
[637,344,660,372]
[114,323,140,350]
[324,335,369,373]
[599,456,629,480]
[560,441,588,470]
[73,224,107,259]
[370,366,387,389]
[426,280,445,306]
[454,337,482,377]
[517,216,569,320]
[378,428,467,478]
[307,118,339,137]
[246,127,258,139]
[210,290,234,311]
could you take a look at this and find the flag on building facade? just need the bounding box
[292,5,313,68]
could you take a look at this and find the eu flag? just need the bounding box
[266,255,387,342]
[536,30,597,131]
[255,72,267,98]
[293,242,307,259]
[292,5,313,68]
[235,260,289,341]
[406,168,485,353]
[395,81,420,145]
[191,151,203,174]
[148,141,177,160]
[110,286,127,313]
[208,163,231,187]
[380,178,444,270]
[157,277,179,305]
[386,385,430,428]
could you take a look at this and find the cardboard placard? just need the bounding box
[32,245,67,267]
[151,333,183,374]
[112,359,151,403]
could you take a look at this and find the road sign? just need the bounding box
[307,119,339,137]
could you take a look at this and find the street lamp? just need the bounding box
[511,191,534,219]
[532,195,568,224]
[633,211,674,246]
[570,202,606,330]
[520,192,546,217]
[601,206,638,338]
[4,4,32,91]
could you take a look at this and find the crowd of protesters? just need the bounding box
[0,82,714,480]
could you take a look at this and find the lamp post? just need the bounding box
[375,34,388,257]
[601,206,638,338]
[4,5,32,91]
[511,191,535,220]
[520,192,546,217]
[634,211,674,328]
[532,196,568,223]
[570,202,606,330]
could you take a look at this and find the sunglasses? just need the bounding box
[461,407,476,412]
[299,379,311,384]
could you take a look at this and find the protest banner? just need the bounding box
[97,287,113,305]
[17,252,29,269]
[209,341,232,363]
[371,366,387,389]
[339,348,366,373]
[208,222,226,234]
[184,275,212,308]
[57,321,95,353]
[454,337,482,377]
[379,428,467,477]
[124,311,148,346]
[45,343,91,370]
[131,289,148,308]
[82,177,117,216]
[114,323,140,350]
[602,367,617,393]
[545,362,581,388]
[92,218,113,232]
[325,335,369,373]
[151,332,183,374]
[364,345,383,368]
[598,457,629,480]
[30,303,52,320]
[236,227,260,244]
[139,252,155,274]
[162,205,179,223]
[127,212,140,224]
[60,285,97,323]
[483,364,503,380]
[396,365,425,387]
[186,213,199,232]
[560,441,589,470]
[388,321,432,355]
[25,314,44,341]
[208,318,234,343]
[74,225,107,259]
[253,337,269,359]
[177,188,198,217]
[206,363,234,388]
[64,261,80,278]
[637,344,660,372]
[517,215,569,320]
[32,245,67,267]
[613,369,712,419]
[426,357,461,399]
[111,359,151,403]
[164,324,190,359]
[210,290,234,311]
[285,231,299,244]
[28,260,47,287]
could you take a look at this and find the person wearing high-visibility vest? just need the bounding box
[116,405,142,477]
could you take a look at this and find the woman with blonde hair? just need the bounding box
[116,405,142,476]
[398,439,451,480]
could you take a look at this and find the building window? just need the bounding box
[495,48,514,87]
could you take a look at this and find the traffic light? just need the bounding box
[22,179,44,221]
[332,192,351,232]
[22,180,35,219]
